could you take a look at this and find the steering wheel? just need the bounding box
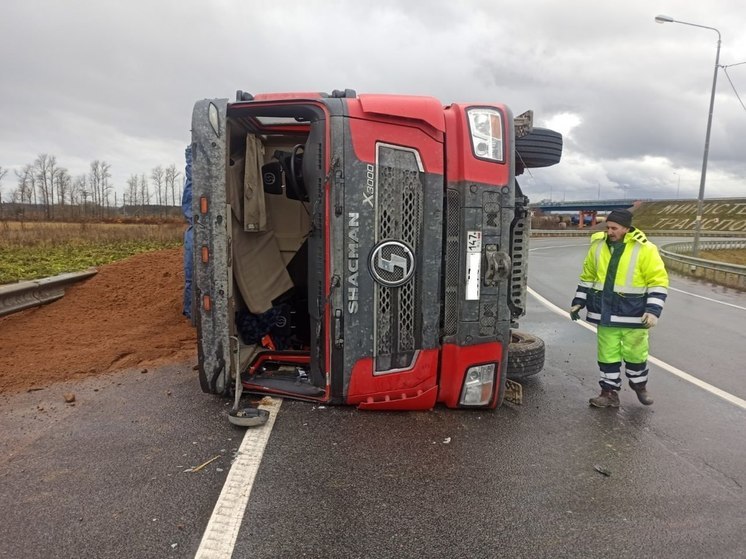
[286,144,306,201]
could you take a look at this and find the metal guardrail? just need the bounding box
[0,270,98,317]
[531,230,746,291]
[659,240,746,291]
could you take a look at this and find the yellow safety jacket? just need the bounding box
[572,228,669,328]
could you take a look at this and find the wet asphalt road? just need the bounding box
[1,237,745,558]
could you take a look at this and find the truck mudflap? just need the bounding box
[504,379,523,405]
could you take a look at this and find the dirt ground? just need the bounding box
[0,248,197,395]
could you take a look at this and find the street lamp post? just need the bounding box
[673,171,681,198]
[655,14,721,257]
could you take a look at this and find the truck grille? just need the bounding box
[375,145,423,372]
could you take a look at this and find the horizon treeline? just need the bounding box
[0,156,183,220]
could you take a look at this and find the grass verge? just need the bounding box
[698,249,746,266]
[0,221,185,284]
[0,241,182,284]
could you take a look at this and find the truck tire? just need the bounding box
[515,127,562,169]
[507,330,545,379]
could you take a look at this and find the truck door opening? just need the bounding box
[223,102,328,400]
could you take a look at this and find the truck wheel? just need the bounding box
[507,330,545,379]
[515,127,562,170]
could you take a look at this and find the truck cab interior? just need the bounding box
[224,102,327,398]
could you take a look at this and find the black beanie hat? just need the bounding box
[607,209,633,228]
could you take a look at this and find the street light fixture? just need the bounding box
[655,14,721,257]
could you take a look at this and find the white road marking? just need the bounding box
[531,242,746,311]
[668,286,746,311]
[528,286,746,410]
[195,398,282,559]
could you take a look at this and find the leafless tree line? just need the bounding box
[0,156,181,220]
[124,165,180,208]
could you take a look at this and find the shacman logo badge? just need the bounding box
[369,240,415,287]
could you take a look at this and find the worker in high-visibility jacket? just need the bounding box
[570,209,669,408]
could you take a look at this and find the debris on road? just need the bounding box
[63,392,76,403]
[186,455,221,473]
[593,464,612,477]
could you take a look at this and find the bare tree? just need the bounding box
[33,154,58,219]
[165,164,181,206]
[126,175,139,208]
[14,165,35,204]
[88,160,113,218]
[70,175,86,216]
[88,160,102,210]
[138,174,150,209]
[54,168,71,208]
[100,161,112,213]
[151,166,164,207]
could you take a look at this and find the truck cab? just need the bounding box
[190,89,561,410]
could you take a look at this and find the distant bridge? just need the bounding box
[529,199,649,212]
[529,199,652,228]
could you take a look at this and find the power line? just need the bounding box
[721,61,746,113]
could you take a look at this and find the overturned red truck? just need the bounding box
[190,89,561,410]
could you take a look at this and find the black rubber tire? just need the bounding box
[507,330,545,379]
[515,127,563,169]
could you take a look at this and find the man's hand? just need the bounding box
[641,313,658,328]
[570,305,582,321]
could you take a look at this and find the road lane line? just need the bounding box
[195,398,282,559]
[668,286,746,311]
[530,242,745,311]
[528,286,746,410]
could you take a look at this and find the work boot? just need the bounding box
[631,383,654,405]
[589,389,620,408]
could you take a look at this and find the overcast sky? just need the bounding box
[1,0,745,205]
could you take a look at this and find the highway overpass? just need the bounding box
[529,199,646,227]
[529,199,645,212]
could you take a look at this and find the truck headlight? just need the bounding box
[467,108,504,162]
[459,363,495,406]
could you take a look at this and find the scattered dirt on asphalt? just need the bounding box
[0,248,197,395]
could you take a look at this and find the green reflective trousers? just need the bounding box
[597,326,649,364]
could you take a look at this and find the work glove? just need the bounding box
[641,313,658,328]
[570,305,582,321]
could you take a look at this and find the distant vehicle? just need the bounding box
[190,89,562,411]
[570,215,593,225]
[571,214,606,226]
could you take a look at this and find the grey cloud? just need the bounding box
[1,0,745,200]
